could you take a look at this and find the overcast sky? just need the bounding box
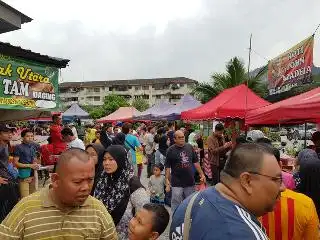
[1,0,319,83]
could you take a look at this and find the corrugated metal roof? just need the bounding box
[0,41,70,68]
[59,77,197,88]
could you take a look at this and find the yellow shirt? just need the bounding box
[136,147,144,165]
[0,185,118,240]
[259,189,319,240]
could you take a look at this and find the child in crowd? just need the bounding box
[128,203,170,240]
[148,164,165,204]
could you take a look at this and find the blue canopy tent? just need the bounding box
[154,95,201,121]
[133,100,174,121]
[62,103,90,121]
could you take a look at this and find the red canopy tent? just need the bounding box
[246,87,320,125]
[181,84,270,120]
[97,107,141,123]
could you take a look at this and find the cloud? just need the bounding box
[0,0,319,83]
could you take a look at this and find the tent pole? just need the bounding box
[304,122,307,148]
[244,33,252,132]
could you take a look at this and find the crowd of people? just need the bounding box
[0,114,319,239]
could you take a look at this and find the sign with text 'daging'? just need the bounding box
[0,54,59,110]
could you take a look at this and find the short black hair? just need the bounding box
[61,127,74,137]
[167,122,174,128]
[215,123,224,131]
[21,129,33,137]
[236,135,247,145]
[256,137,272,145]
[223,143,275,178]
[143,203,169,235]
[55,148,90,174]
[52,114,60,121]
[122,123,132,134]
[154,163,164,172]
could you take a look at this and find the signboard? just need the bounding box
[268,35,314,95]
[0,54,59,110]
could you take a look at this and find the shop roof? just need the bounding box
[0,41,70,68]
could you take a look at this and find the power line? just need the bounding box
[313,23,320,35]
[251,48,269,62]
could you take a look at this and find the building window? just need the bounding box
[170,94,182,100]
[180,83,184,87]
[94,88,100,93]
[153,85,162,90]
[142,95,149,100]
[93,96,100,101]
[114,86,128,91]
[143,85,149,90]
[155,95,161,99]
[135,86,141,90]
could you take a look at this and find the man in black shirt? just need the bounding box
[165,130,205,211]
[0,124,19,222]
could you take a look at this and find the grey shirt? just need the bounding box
[148,175,165,200]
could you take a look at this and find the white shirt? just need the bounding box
[71,126,78,139]
[67,138,85,150]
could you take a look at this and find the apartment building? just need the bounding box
[59,77,197,107]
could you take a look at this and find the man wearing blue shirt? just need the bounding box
[14,129,40,198]
[170,143,285,240]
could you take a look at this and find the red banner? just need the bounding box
[268,35,314,95]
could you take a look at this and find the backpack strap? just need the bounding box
[183,191,200,240]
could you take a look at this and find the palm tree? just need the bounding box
[193,57,268,103]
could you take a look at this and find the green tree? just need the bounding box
[131,97,149,112]
[88,106,106,119]
[103,94,129,114]
[81,94,129,119]
[192,57,268,103]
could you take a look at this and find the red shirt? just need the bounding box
[50,124,66,154]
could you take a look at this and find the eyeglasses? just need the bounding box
[248,171,282,184]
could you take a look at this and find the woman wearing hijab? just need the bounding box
[112,132,126,145]
[94,145,149,240]
[85,143,105,195]
[298,159,320,217]
[294,149,319,189]
[113,132,135,177]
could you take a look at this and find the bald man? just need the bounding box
[165,130,205,211]
[0,149,118,240]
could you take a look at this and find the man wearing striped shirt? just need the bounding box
[0,148,118,240]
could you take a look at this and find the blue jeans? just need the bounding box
[171,186,195,212]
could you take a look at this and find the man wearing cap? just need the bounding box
[0,124,19,222]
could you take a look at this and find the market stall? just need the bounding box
[97,107,141,123]
[246,87,320,125]
[133,100,174,121]
[181,84,270,120]
[0,42,69,120]
[62,103,90,120]
[155,94,201,121]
